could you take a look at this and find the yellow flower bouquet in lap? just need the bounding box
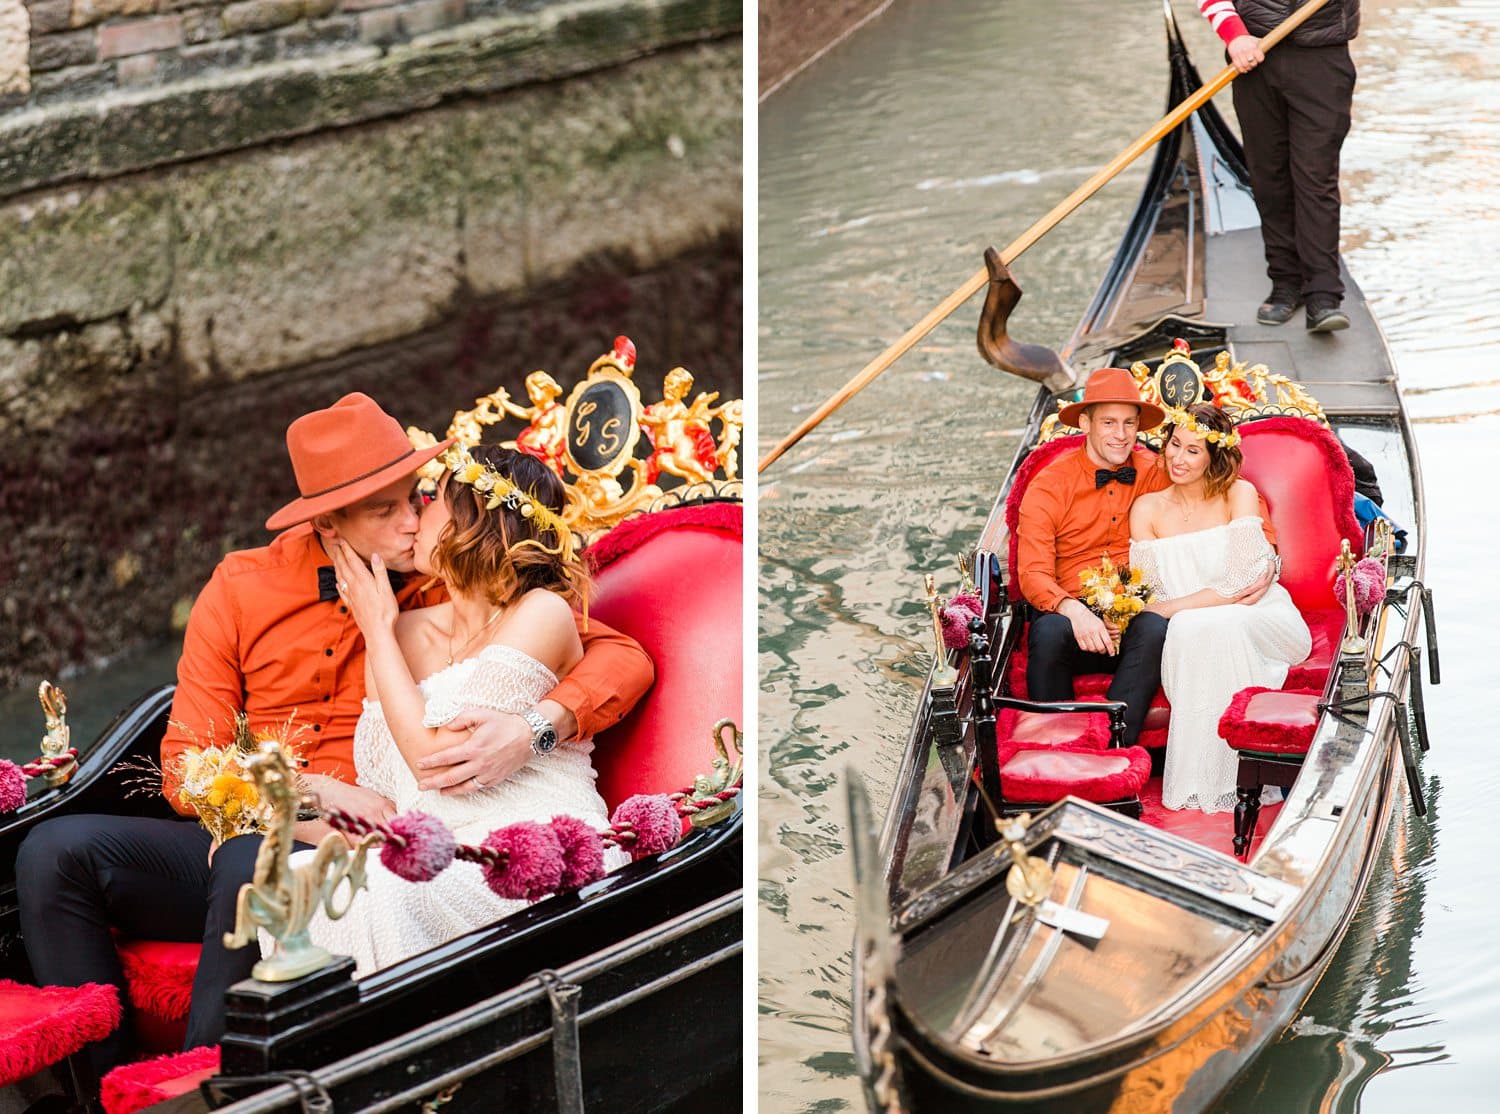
[1078,553,1155,639]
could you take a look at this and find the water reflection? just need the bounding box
[759,0,1500,1109]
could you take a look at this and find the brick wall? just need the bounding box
[4,0,552,108]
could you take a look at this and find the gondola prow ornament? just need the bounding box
[224,741,378,981]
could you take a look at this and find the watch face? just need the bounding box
[533,727,558,754]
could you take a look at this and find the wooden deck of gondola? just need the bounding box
[1208,228,1402,416]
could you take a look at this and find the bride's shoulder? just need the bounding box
[1129,490,1163,536]
[1228,478,1260,515]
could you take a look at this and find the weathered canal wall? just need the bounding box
[758,0,888,97]
[0,0,741,690]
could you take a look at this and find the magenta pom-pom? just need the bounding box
[0,761,26,813]
[940,592,984,649]
[482,821,564,901]
[380,811,457,881]
[1334,556,1385,616]
[550,815,607,891]
[610,794,681,859]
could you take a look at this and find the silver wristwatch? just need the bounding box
[523,709,558,756]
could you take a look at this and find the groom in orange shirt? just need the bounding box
[1016,369,1274,745]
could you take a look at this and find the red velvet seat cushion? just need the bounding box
[996,706,1110,749]
[102,1046,220,1114]
[1237,418,1361,613]
[587,503,742,808]
[0,980,122,1086]
[1218,687,1322,755]
[997,740,1151,804]
[1004,638,1171,742]
[116,939,197,1022]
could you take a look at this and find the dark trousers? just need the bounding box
[1231,42,1357,301]
[15,814,308,1075]
[1026,611,1168,747]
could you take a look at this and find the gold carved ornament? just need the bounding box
[1036,341,1327,447]
[223,741,379,981]
[35,681,78,787]
[407,336,742,541]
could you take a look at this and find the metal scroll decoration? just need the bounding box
[1036,339,1328,447]
[408,336,743,540]
[36,681,77,787]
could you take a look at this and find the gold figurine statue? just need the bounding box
[924,574,958,688]
[405,336,743,541]
[37,681,76,787]
[223,741,379,981]
[1336,539,1368,656]
[640,367,737,486]
[499,370,569,478]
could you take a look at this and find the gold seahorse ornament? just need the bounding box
[223,741,380,981]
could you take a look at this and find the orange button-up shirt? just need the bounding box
[161,524,652,814]
[1016,446,1276,614]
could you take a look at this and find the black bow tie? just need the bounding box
[1094,466,1137,489]
[317,565,407,603]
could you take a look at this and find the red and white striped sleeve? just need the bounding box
[1198,0,1250,44]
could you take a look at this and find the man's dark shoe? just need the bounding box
[1256,290,1300,326]
[1305,297,1350,333]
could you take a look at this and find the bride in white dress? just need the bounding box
[1129,403,1311,813]
[313,445,628,975]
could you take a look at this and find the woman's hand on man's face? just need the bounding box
[331,540,399,634]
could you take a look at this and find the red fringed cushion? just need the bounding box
[116,939,199,1022]
[1218,687,1322,755]
[1238,418,1361,614]
[997,740,1151,803]
[588,503,742,807]
[0,980,122,1087]
[996,707,1110,749]
[1006,636,1172,741]
[102,1045,220,1114]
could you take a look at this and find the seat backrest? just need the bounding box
[1003,419,1359,613]
[1237,417,1361,613]
[586,503,742,808]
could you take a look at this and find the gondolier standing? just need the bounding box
[1199,0,1359,332]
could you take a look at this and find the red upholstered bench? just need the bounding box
[0,979,120,1092]
[101,1046,220,1114]
[995,739,1152,812]
[116,938,198,1054]
[1218,687,1323,858]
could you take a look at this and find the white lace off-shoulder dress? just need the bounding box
[1130,517,1312,813]
[295,644,628,976]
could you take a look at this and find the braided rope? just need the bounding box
[310,776,742,863]
[19,749,79,779]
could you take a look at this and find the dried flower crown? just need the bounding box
[1160,405,1241,448]
[438,444,577,562]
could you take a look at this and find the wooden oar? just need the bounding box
[758,0,1331,474]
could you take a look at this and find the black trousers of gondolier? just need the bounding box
[1026,610,1168,748]
[15,814,312,1075]
[1231,40,1358,301]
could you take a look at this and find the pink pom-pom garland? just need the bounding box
[549,814,607,891]
[940,592,984,649]
[1334,556,1386,617]
[0,761,26,813]
[481,822,564,902]
[609,794,682,859]
[380,811,457,882]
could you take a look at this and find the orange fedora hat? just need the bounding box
[265,393,453,531]
[1057,367,1165,431]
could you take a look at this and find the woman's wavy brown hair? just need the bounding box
[1161,402,1242,499]
[431,446,587,610]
